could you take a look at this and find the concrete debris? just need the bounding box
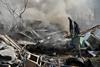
[0,19,99,67]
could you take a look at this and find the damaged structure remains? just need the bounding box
[0,0,99,67]
[0,17,99,67]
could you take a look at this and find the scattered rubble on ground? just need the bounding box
[0,18,99,67]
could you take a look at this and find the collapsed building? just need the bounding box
[0,17,99,67]
[0,0,99,67]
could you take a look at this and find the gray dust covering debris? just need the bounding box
[0,0,99,67]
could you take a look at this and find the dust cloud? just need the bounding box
[0,0,98,33]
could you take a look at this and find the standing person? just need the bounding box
[68,17,74,37]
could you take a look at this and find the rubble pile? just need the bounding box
[0,0,99,67]
[0,15,99,67]
[8,21,70,55]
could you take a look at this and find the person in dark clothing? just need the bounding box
[68,17,74,37]
[74,21,80,35]
[67,17,75,49]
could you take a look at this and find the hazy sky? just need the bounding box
[94,0,100,23]
[0,0,99,32]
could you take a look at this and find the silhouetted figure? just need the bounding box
[74,21,80,35]
[68,17,74,37]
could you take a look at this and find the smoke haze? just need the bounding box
[0,0,99,33]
